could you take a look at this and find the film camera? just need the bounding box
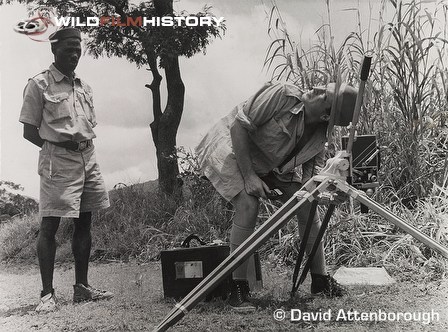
[341,135,380,211]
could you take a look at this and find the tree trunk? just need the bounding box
[156,55,185,195]
[147,0,185,196]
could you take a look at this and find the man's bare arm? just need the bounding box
[23,123,44,148]
[230,121,270,198]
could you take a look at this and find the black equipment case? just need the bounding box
[161,234,262,300]
[160,235,231,300]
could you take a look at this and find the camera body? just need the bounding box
[341,135,380,191]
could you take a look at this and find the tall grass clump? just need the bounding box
[0,214,95,263]
[91,147,233,262]
[373,0,448,202]
[0,214,40,262]
[0,180,75,263]
[265,0,447,200]
[262,0,448,277]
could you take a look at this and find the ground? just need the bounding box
[0,262,447,331]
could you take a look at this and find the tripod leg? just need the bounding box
[154,179,331,332]
[337,182,448,258]
[291,200,318,296]
[297,204,336,286]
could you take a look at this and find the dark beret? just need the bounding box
[49,28,81,42]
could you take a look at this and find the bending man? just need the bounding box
[196,81,357,311]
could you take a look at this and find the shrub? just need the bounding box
[0,181,38,218]
[90,149,233,261]
[0,214,39,262]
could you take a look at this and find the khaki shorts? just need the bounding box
[38,141,110,218]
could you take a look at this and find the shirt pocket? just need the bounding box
[43,92,71,123]
[249,117,293,167]
[78,90,97,127]
[250,118,290,147]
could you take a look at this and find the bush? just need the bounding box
[0,181,38,218]
[265,188,448,282]
[0,214,39,263]
[91,169,233,261]
[0,215,80,264]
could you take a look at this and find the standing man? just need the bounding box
[19,28,113,312]
[196,81,357,311]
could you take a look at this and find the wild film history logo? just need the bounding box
[13,7,58,42]
[14,7,225,42]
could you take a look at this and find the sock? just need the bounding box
[230,223,255,280]
[41,288,54,298]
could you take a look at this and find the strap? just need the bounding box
[278,143,302,169]
[278,134,318,171]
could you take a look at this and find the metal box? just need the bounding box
[160,235,263,300]
[160,242,231,300]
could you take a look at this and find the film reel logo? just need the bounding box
[13,7,58,42]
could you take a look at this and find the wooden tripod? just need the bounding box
[153,151,448,331]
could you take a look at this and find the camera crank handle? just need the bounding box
[346,55,373,155]
[360,55,372,82]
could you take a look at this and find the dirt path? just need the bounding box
[0,262,447,331]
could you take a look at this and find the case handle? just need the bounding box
[181,234,207,248]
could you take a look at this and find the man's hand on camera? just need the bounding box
[243,174,270,199]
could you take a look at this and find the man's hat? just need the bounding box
[326,82,358,126]
[49,28,81,43]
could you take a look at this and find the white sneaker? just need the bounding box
[35,292,58,313]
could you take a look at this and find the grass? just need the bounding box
[1,145,447,280]
[1,261,447,331]
[1,173,446,287]
[0,174,233,265]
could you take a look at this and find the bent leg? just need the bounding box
[37,217,61,296]
[230,191,259,280]
[72,212,92,286]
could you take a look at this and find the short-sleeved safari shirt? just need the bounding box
[19,64,109,218]
[196,82,327,201]
[19,64,97,142]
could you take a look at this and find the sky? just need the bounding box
[0,0,392,199]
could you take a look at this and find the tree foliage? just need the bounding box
[2,0,224,66]
[0,181,38,217]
